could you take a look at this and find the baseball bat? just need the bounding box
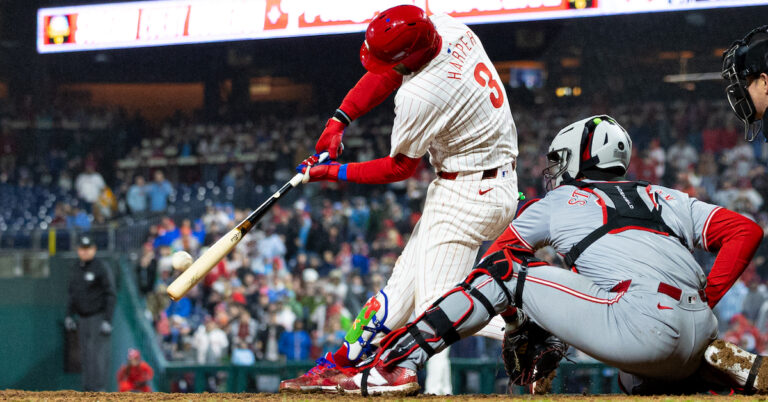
[167,152,328,301]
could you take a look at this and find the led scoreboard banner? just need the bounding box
[38,0,767,53]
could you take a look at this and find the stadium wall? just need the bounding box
[0,254,148,391]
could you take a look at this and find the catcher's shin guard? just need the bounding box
[372,265,518,371]
[343,290,391,362]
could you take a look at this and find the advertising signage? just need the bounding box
[38,0,767,53]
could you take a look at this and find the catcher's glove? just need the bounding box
[503,317,567,391]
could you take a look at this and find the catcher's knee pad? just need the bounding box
[344,290,390,361]
[472,248,548,312]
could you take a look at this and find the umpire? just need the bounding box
[64,235,116,391]
[722,25,768,141]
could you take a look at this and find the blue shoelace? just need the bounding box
[307,356,336,376]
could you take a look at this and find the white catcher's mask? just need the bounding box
[543,115,632,190]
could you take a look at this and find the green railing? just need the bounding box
[116,255,169,391]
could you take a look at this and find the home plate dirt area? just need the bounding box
[0,390,764,401]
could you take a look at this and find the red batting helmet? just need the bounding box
[360,5,441,74]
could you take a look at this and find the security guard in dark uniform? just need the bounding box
[64,235,116,391]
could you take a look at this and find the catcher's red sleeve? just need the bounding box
[482,199,542,259]
[339,70,403,121]
[344,154,420,184]
[704,208,764,308]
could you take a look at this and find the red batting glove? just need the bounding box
[315,118,346,160]
[299,162,342,182]
[299,154,320,168]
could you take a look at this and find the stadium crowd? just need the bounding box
[3,94,768,362]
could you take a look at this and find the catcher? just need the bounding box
[324,115,765,396]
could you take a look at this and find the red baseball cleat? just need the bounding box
[337,361,419,396]
[279,353,348,393]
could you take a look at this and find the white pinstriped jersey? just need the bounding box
[389,14,517,173]
[510,181,721,291]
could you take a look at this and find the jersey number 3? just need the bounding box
[473,62,504,108]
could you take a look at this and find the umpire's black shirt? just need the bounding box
[67,258,116,320]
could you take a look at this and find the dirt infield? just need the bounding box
[0,390,762,401]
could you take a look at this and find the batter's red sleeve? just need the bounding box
[344,154,420,184]
[339,70,403,121]
[703,208,764,308]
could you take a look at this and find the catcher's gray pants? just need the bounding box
[376,263,717,382]
[78,313,111,391]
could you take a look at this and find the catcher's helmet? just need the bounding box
[360,5,441,74]
[543,115,632,190]
[722,25,768,141]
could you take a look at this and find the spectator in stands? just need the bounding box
[172,222,201,256]
[64,235,115,391]
[278,319,311,361]
[250,291,271,325]
[51,202,69,227]
[117,349,154,392]
[666,131,699,175]
[93,186,117,223]
[192,316,229,364]
[0,126,16,174]
[716,279,749,331]
[147,170,173,212]
[75,161,105,211]
[126,175,148,216]
[322,319,347,355]
[58,170,73,193]
[136,242,157,295]
[166,296,192,319]
[229,308,257,346]
[231,340,256,366]
[742,277,767,323]
[154,218,181,248]
[146,285,169,325]
[155,245,174,279]
[66,204,91,230]
[725,313,763,353]
[202,205,231,231]
[345,273,368,314]
[257,309,285,362]
[735,178,764,214]
[164,314,191,359]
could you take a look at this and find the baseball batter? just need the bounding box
[281,5,519,392]
[327,115,765,396]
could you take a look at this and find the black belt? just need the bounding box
[438,168,497,180]
[438,159,517,180]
